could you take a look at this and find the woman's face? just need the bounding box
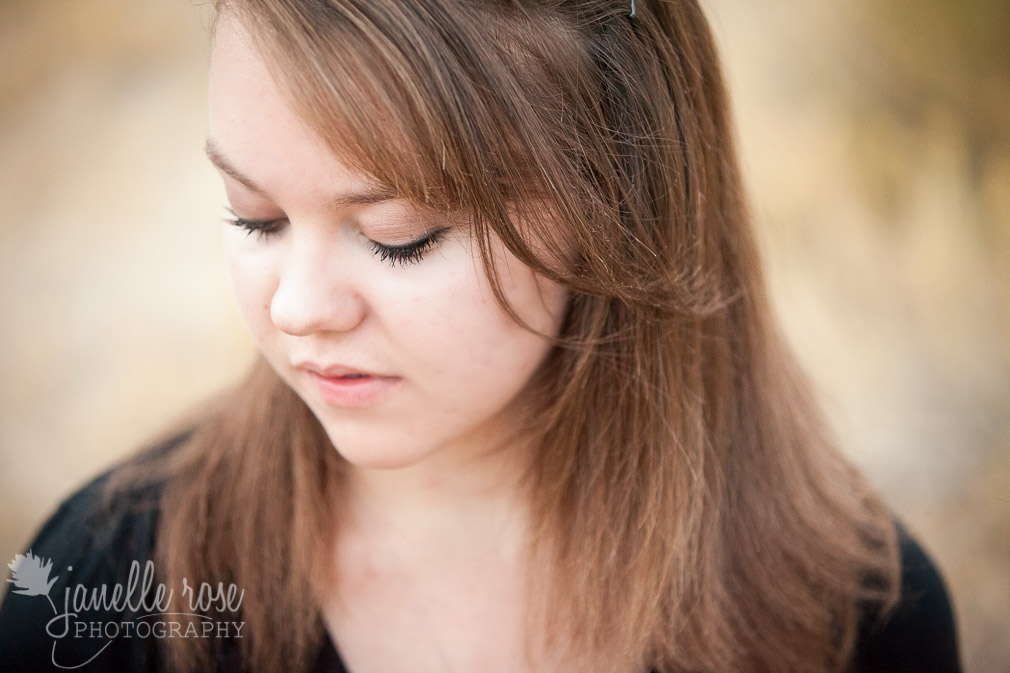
[207,16,569,470]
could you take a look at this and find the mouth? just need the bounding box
[308,370,402,407]
[320,373,377,384]
[295,361,391,379]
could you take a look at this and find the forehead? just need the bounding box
[207,14,382,205]
[208,14,271,113]
[205,7,551,241]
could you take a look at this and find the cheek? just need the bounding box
[223,236,277,342]
[394,243,567,398]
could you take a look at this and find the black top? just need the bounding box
[1,433,963,673]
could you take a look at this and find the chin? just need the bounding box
[323,431,436,471]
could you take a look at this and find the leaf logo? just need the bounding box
[7,550,59,613]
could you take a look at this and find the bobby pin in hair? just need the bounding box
[629,0,636,18]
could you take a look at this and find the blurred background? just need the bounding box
[1,0,1007,669]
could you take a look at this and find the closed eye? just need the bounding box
[369,228,449,267]
[223,207,449,267]
[223,210,285,240]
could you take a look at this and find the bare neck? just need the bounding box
[337,424,536,563]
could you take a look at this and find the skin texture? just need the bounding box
[208,16,569,478]
[207,17,575,670]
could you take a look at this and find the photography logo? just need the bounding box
[7,550,245,670]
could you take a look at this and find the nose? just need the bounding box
[270,234,366,336]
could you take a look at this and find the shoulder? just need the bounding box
[0,430,192,673]
[849,517,963,673]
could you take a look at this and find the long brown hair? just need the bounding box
[108,1,900,671]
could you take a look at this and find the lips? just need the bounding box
[305,369,402,408]
[290,360,402,407]
[295,361,390,379]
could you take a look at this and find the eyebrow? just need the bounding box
[203,138,398,209]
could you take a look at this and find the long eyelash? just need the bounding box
[369,228,448,267]
[223,206,447,265]
[223,210,284,241]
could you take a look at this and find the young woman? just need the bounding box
[1,1,962,672]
